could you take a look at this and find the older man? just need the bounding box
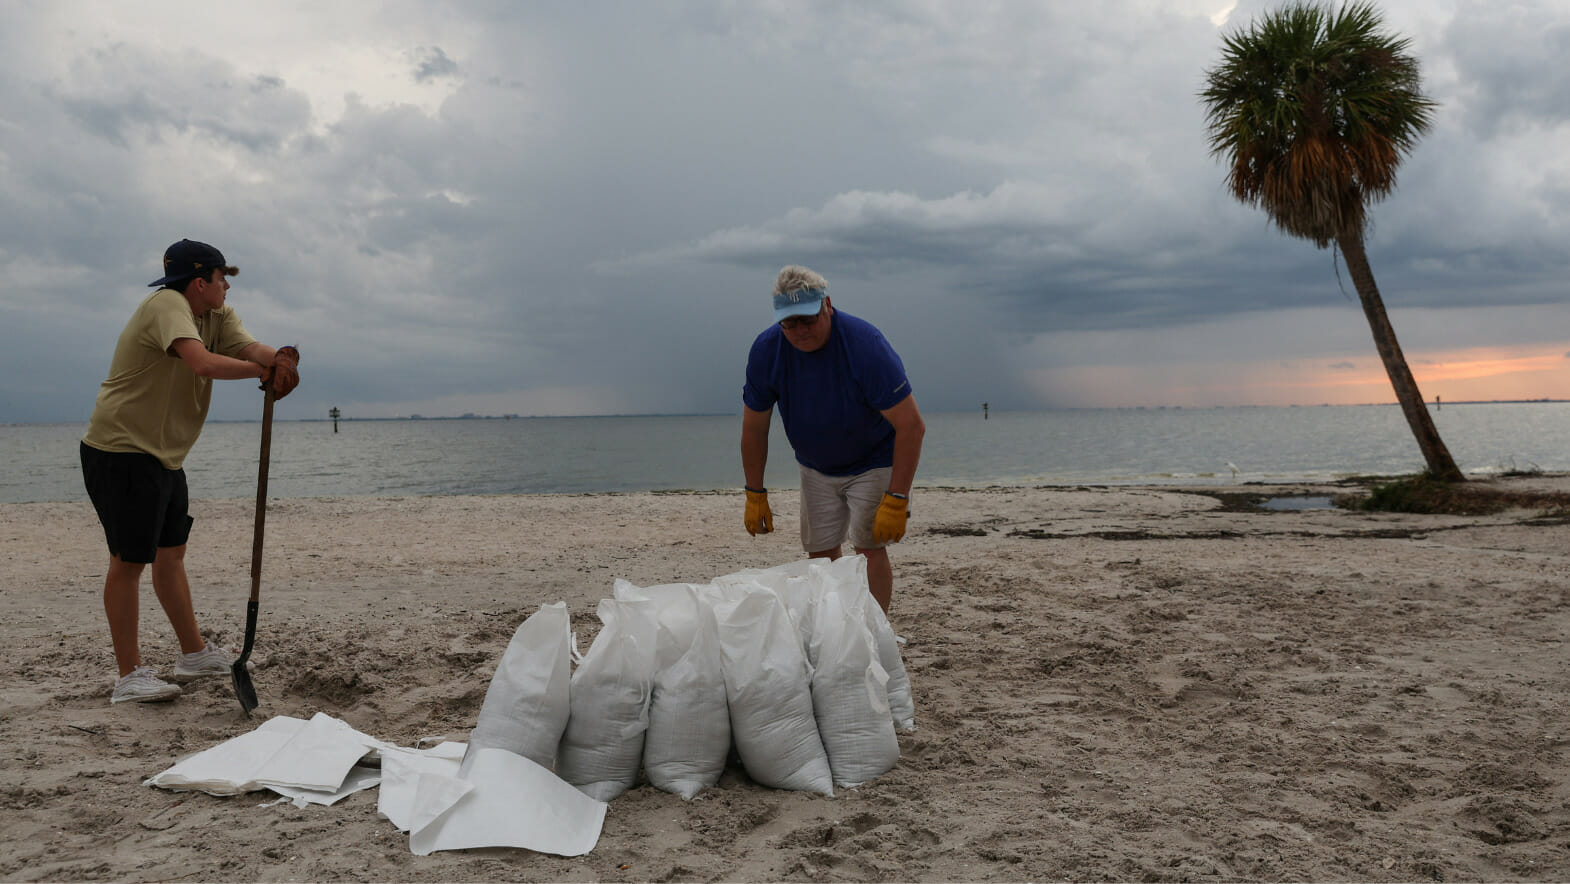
[82,239,300,704]
[740,265,925,612]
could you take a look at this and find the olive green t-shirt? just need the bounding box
[82,288,258,470]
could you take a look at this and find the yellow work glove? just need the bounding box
[744,487,773,536]
[873,491,909,544]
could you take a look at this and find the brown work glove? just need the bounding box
[260,345,301,400]
[872,491,908,544]
[744,487,773,536]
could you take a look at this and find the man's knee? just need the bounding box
[149,545,189,580]
[153,544,188,564]
[108,554,146,577]
[105,556,145,596]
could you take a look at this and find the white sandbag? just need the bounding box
[612,579,708,657]
[714,588,833,796]
[715,561,820,652]
[808,589,900,788]
[810,554,916,732]
[555,598,656,801]
[866,601,916,732]
[715,558,814,583]
[464,602,572,773]
[625,584,731,799]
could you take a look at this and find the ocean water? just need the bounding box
[4,402,1567,504]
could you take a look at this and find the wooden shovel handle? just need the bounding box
[250,388,274,604]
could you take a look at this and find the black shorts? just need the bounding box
[80,442,194,564]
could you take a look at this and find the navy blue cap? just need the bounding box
[149,239,239,287]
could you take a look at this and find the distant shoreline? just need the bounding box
[244,398,1570,423]
[6,399,1567,427]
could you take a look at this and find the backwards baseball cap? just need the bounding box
[149,239,239,287]
[773,286,826,323]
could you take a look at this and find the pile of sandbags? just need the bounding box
[463,554,915,801]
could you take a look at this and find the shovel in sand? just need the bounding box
[232,387,274,715]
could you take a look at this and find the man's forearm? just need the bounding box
[741,435,768,488]
[741,408,772,489]
[887,428,923,496]
[203,354,267,380]
[877,394,924,496]
[238,342,279,366]
[173,339,266,380]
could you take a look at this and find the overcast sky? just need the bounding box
[3,0,1567,423]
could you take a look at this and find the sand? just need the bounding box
[1,478,1567,882]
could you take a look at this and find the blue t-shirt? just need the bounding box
[742,310,912,476]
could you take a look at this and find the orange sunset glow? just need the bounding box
[1310,345,1570,403]
[1036,343,1570,408]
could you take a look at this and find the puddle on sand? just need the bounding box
[1259,496,1337,511]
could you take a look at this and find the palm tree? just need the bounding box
[1201,1,1463,481]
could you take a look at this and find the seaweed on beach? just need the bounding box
[1344,474,1570,516]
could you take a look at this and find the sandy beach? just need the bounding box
[2,478,1568,882]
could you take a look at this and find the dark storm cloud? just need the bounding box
[602,1,1570,337]
[2,2,1567,422]
[626,173,1522,335]
[1441,6,1570,137]
[411,47,459,82]
[55,45,311,153]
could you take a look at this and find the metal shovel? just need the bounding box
[231,387,274,715]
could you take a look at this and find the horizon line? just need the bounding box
[7,398,1567,426]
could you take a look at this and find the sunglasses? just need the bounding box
[779,311,823,330]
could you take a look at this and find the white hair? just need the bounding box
[772,265,827,297]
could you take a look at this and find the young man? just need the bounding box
[740,265,925,612]
[81,239,300,704]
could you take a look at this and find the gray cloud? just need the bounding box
[54,45,311,153]
[1441,7,1570,137]
[2,1,1567,423]
[411,47,458,82]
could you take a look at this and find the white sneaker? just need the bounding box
[111,667,182,704]
[174,643,235,679]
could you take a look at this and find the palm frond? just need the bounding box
[1199,0,1435,246]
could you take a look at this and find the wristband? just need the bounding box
[885,491,908,500]
[745,486,766,494]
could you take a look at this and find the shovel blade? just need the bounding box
[231,599,260,715]
[231,661,258,716]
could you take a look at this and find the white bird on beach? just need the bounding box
[1226,461,1240,480]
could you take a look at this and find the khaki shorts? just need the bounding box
[798,465,892,553]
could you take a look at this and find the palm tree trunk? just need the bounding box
[1337,232,1465,482]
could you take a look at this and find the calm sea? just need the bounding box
[4,403,1567,504]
